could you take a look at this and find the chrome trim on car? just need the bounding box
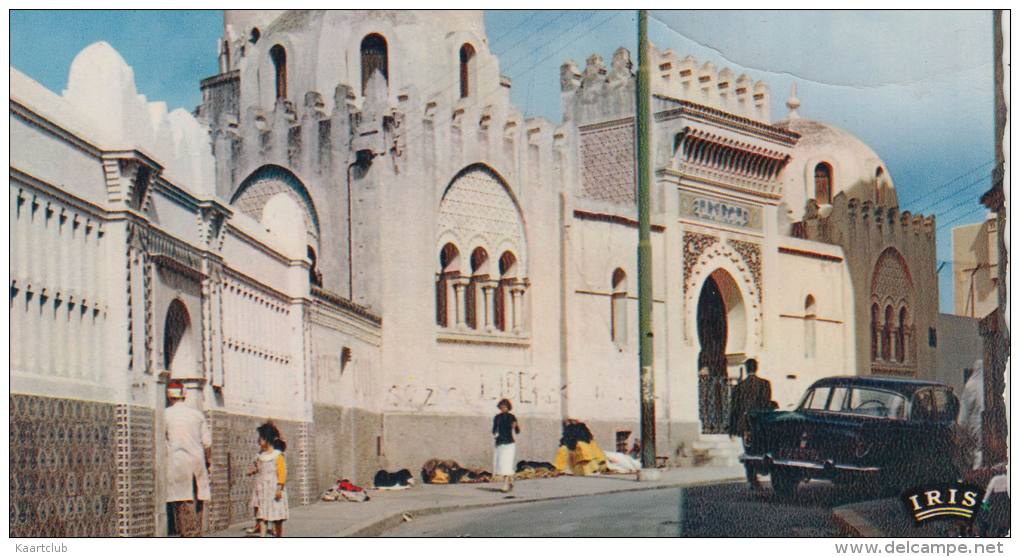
[739,454,880,473]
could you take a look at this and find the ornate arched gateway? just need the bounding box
[683,232,761,433]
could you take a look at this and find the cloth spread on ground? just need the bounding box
[374,469,415,490]
[604,450,642,473]
[554,421,608,476]
[421,459,493,484]
[321,479,370,502]
[514,460,562,479]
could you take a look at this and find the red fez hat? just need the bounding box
[167,380,186,399]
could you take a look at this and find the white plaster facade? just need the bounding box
[9,10,942,536]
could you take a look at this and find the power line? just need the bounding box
[898,158,996,207]
[909,171,994,215]
[487,11,544,48]
[936,204,990,232]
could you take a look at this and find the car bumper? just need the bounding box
[740,454,881,474]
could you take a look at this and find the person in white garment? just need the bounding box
[492,399,520,493]
[958,360,985,470]
[164,380,212,537]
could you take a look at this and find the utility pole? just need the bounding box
[636,9,656,469]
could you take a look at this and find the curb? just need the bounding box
[343,474,744,537]
[832,508,886,538]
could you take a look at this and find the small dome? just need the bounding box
[777,118,897,217]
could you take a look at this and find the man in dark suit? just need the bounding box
[729,358,773,488]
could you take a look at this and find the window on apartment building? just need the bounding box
[361,33,389,95]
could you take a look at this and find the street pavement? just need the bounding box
[209,465,745,537]
[385,479,872,537]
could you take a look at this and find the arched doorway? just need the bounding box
[696,269,746,433]
[164,299,196,378]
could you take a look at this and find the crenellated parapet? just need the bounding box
[653,50,770,122]
[560,48,636,125]
[803,192,936,253]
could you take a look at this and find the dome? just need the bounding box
[777,117,897,219]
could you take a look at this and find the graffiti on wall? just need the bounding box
[385,370,544,410]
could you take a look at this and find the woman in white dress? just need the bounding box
[492,399,521,493]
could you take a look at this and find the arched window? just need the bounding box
[269,45,287,101]
[465,247,488,329]
[435,243,460,327]
[875,166,884,202]
[308,245,322,287]
[494,252,516,331]
[459,43,476,98]
[250,28,261,44]
[870,303,880,360]
[164,299,194,376]
[804,295,817,359]
[881,305,894,361]
[814,162,832,205]
[361,33,389,95]
[896,307,908,363]
[611,269,628,346]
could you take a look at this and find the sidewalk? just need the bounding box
[833,498,959,537]
[210,465,745,537]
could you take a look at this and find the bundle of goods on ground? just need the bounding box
[373,468,416,490]
[513,460,561,479]
[420,459,493,484]
[553,420,642,475]
[321,479,370,502]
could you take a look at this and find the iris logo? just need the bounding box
[901,483,983,524]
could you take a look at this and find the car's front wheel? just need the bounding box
[771,469,801,498]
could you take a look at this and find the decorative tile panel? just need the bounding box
[9,394,118,537]
[579,119,635,204]
[206,412,315,532]
[682,231,718,294]
[728,239,763,304]
[114,404,155,537]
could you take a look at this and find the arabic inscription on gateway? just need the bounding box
[679,191,762,230]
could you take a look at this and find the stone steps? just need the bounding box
[690,434,743,467]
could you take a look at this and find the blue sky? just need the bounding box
[10,10,998,313]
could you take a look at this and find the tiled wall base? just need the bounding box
[10,394,124,537]
[10,394,315,537]
[205,412,315,533]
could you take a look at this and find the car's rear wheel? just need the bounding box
[771,469,801,498]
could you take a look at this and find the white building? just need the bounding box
[10,10,939,536]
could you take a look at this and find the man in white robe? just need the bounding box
[958,359,985,470]
[165,380,212,536]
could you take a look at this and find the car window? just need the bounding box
[846,388,906,419]
[912,388,935,420]
[800,387,832,411]
[914,388,958,422]
[829,387,850,412]
[932,388,959,421]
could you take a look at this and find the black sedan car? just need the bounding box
[740,376,961,496]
